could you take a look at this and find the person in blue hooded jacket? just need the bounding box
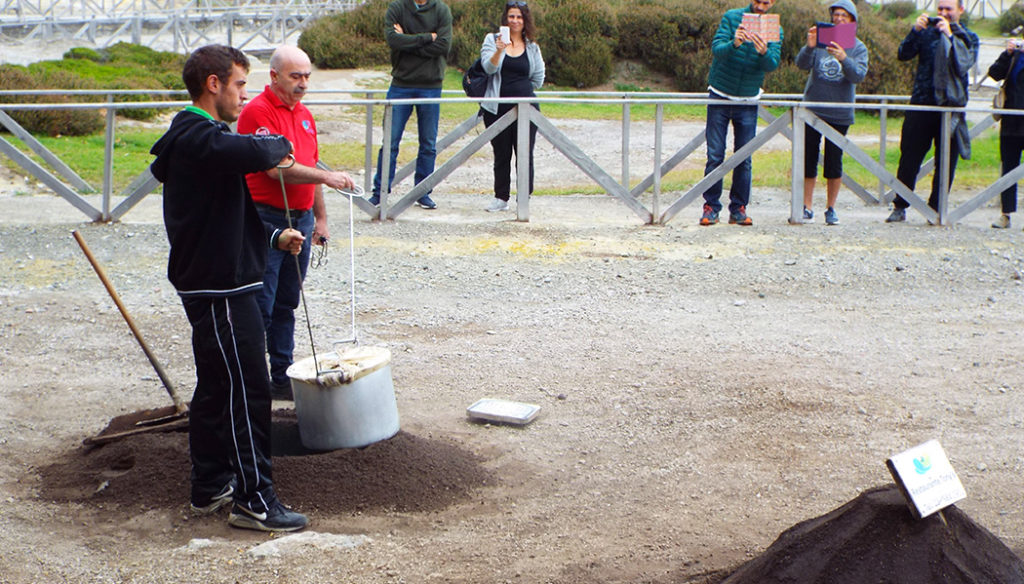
[796,0,868,226]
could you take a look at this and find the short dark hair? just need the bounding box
[182,45,249,101]
[503,2,537,42]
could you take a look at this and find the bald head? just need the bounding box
[269,45,312,108]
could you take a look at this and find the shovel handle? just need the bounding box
[72,230,187,415]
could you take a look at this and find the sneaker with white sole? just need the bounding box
[228,500,308,532]
[416,196,437,210]
[191,479,235,516]
[824,207,839,225]
[803,206,813,222]
[992,214,1011,229]
[486,198,509,212]
[885,208,906,223]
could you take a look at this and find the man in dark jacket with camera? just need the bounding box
[886,0,978,223]
[150,44,308,532]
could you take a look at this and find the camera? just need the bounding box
[1015,39,1024,50]
[927,16,942,26]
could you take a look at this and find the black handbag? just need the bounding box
[462,58,489,98]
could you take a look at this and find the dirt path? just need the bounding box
[2,174,1023,582]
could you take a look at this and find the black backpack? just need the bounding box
[462,58,488,98]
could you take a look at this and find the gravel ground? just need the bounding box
[2,161,1024,582]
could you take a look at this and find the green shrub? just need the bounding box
[0,65,104,136]
[448,0,502,69]
[615,0,726,90]
[299,0,390,68]
[64,47,103,61]
[537,0,618,87]
[998,2,1024,33]
[879,0,916,20]
[611,0,913,96]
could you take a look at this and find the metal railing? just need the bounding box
[0,0,359,52]
[0,88,1018,226]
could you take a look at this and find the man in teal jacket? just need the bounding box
[370,0,452,210]
[700,0,782,226]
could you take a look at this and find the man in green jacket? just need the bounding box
[369,0,452,210]
[700,0,782,226]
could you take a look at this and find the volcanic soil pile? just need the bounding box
[36,410,495,517]
[723,485,1024,584]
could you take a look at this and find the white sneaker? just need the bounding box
[486,198,509,212]
[992,214,1011,229]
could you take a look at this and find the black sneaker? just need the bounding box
[228,500,308,532]
[190,479,235,515]
[270,379,293,401]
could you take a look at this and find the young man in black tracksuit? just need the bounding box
[150,44,307,532]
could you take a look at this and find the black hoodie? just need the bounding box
[150,108,291,297]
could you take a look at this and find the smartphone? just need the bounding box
[500,26,510,44]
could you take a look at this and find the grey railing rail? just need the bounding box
[0,88,1015,225]
[0,0,359,52]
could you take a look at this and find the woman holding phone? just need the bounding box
[479,0,545,212]
[988,37,1024,229]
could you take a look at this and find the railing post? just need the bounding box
[364,91,374,197]
[652,103,662,223]
[102,94,115,222]
[790,105,804,224]
[379,102,392,221]
[938,109,952,225]
[622,100,630,190]
[515,101,530,221]
[879,98,887,205]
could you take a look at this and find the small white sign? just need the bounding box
[886,439,966,519]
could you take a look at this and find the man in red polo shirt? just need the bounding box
[237,45,355,399]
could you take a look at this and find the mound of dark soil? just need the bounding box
[723,485,1024,584]
[36,410,496,516]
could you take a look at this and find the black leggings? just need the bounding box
[482,103,539,201]
[803,121,849,180]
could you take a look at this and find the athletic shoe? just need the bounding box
[416,196,437,210]
[270,380,293,401]
[885,208,906,223]
[825,207,839,226]
[228,500,308,532]
[699,204,719,226]
[191,480,235,516]
[992,214,1011,229]
[728,206,753,226]
[486,198,509,212]
[368,194,380,206]
[803,206,813,221]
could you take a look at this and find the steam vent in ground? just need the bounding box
[722,485,1024,584]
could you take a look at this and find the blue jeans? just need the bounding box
[372,85,442,197]
[256,207,314,386]
[703,92,758,214]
